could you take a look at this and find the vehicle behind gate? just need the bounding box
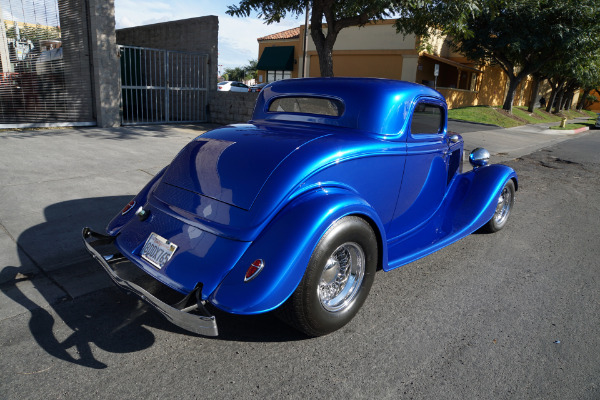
[83,77,518,337]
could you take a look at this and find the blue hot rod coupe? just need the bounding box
[83,78,517,337]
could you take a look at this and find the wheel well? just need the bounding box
[511,177,519,191]
[350,214,385,271]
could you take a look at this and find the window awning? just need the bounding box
[257,46,294,71]
[422,53,482,74]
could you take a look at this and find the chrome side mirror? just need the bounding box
[469,148,490,168]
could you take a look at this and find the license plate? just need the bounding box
[141,233,178,269]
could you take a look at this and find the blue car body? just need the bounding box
[83,77,517,336]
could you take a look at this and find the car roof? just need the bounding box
[252,77,446,136]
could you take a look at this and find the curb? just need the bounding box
[539,126,590,135]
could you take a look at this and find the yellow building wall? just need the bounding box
[586,89,600,111]
[308,50,406,80]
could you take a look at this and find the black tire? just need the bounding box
[482,179,515,233]
[279,216,378,336]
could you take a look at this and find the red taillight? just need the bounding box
[218,86,223,90]
[244,259,264,282]
[121,200,136,215]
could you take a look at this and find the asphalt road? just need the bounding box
[1,132,599,399]
[448,118,499,134]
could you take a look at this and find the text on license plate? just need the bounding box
[141,233,178,269]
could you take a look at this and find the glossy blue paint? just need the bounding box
[98,77,517,318]
[209,187,387,314]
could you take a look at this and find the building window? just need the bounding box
[267,70,291,82]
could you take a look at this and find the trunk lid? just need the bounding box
[161,124,326,210]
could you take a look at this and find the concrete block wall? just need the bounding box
[209,92,259,125]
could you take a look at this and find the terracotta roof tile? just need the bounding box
[258,27,300,41]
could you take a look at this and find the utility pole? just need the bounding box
[302,1,310,78]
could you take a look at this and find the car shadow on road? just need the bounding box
[1,196,162,369]
[1,196,307,369]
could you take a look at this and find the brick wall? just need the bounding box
[209,92,259,125]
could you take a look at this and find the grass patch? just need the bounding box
[583,109,599,118]
[449,105,598,129]
[512,107,548,124]
[448,106,522,128]
[514,106,562,124]
[550,124,586,130]
[549,121,594,130]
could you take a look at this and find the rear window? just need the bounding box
[268,97,344,117]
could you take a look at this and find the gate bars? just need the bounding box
[119,45,208,125]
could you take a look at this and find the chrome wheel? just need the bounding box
[494,185,513,226]
[279,216,377,336]
[482,179,515,233]
[318,242,365,312]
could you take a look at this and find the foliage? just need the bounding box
[4,22,61,43]
[222,59,259,82]
[227,0,478,77]
[397,0,600,113]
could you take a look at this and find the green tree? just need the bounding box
[227,0,478,77]
[223,66,247,81]
[397,0,600,113]
[244,59,258,80]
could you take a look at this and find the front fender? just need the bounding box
[208,187,387,314]
[385,163,517,271]
[452,163,518,229]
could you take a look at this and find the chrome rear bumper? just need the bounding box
[82,228,218,336]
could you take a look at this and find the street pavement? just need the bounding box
[0,118,593,323]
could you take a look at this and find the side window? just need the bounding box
[410,103,443,135]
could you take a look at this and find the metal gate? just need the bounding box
[119,45,208,125]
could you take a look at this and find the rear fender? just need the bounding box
[208,187,386,314]
[107,167,167,235]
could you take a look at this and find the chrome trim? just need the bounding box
[244,259,264,282]
[82,228,218,336]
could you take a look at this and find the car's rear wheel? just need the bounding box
[482,179,515,233]
[279,216,378,336]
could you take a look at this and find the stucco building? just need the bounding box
[256,20,548,110]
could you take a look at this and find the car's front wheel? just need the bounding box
[482,179,515,233]
[280,216,378,336]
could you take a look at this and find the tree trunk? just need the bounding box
[527,75,541,113]
[502,74,522,113]
[546,79,564,113]
[309,4,338,77]
[554,88,565,113]
[577,89,591,110]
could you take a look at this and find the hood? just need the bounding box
[160,124,328,210]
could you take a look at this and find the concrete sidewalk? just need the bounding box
[460,117,592,165]
[0,120,593,321]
